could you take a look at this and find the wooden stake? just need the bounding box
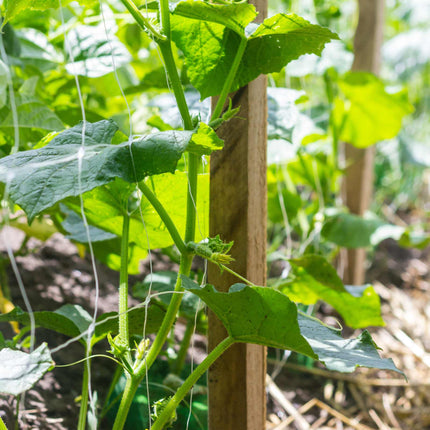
[208,2,267,426]
[344,0,385,285]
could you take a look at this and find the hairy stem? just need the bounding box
[152,337,235,430]
[77,355,90,430]
[119,214,131,359]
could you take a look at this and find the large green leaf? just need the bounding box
[171,13,338,99]
[181,277,315,355]
[0,120,197,221]
[182,278,400,374]
[66,172,209,250]
[297,315,401,373]
[333,72,413,148]
[279,255,384,328]
[238,14,338,88]
[0,343,53,396]
[321,211,405,248]
[171,0,257,35]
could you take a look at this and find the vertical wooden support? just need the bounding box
[208,1,267,428]
[344,0,385,285]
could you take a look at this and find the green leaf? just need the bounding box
[2,0,58,26]
[66,172,209,250]
[171,0,257,35]
[0,120,196,222]
[0,95,64,131]
[333,72,413,148]
[181,277,315,355]
[187,123,224,155]
[171,13,338,99]
[279,255,384,328]
[0,343,53,396]
[0,305,92,346]
[183,278,401,374]
[239,14,338,87]
[398,230,430,250]
[0,304,165,347]
[298,315,401,374]
[321,211,405,248]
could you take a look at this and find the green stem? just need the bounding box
[152,337,235,430]
[112,375,139,430]
[77,356,90,430]
[119,0,165,42]
[159,0,170,37]
[119,214,131,359]
[139,182,187,254]
[184,153,199,244]
[172,319,195,375]
[158,42,193,130]
[211,36,247,122]
[215,262,257,287]
[14,395,20,430]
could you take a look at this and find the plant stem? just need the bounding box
[14,395,20,430]
[119,0,166,42]
[211,36,247,122]
[172,319,195,375]
[139,182,187,254]
[158,42,193,130]
[184,153,199,244]
[77,356,90,430]
[119,214,131,359]
[215,262,258,287]
[152,337,235,430]
[112,375,139,430]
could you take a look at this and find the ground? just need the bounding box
[0,226,429,430]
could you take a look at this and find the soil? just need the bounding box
[1,225,430,430]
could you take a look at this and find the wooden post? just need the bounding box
[208,1,267,428]
[344,0,385,285]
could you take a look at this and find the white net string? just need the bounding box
[58,0,103,413]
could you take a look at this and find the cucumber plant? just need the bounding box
[0,1,402,429]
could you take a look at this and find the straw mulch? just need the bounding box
[266,249,430,430]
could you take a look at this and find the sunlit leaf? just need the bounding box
[278,255,384,328]
[0,344,53,396]
[334,72,413,148]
